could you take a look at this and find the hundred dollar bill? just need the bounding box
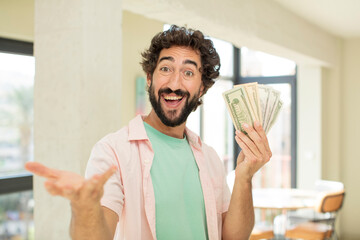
[263,88,280,131]
[235,82,262,124]
[266,100,283,133]
[223,86,255,133]
[258,84,271,126]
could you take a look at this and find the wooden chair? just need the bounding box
[250,226,274,240]
[285,190,345,240]
[287,180,344,225]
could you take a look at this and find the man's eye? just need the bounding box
[184,71,193,77]
[160,67,170,72]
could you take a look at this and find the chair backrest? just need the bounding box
[314,190,345,213]
[315,180,344,192]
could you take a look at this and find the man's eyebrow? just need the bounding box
[158,56,199,68]
[183,59,198,68]
[158,56,174,63]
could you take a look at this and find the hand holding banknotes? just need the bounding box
[234,121,272,181]
[223,82,282,180]
[25,162,116,208]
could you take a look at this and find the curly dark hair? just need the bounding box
[141,25,221,107]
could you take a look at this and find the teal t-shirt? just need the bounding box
[144,122,208,240]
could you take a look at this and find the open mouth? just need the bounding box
[162,94,185,107]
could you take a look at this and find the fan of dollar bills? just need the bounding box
[222,82,283,134]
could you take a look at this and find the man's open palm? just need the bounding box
[25,162,116,205]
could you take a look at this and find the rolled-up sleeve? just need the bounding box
[85,141,124,219]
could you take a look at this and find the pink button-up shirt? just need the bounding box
[85,115,231,240]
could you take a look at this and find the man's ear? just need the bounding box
[146,73,152,87]
[200,83,205,97]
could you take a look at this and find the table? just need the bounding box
[252,188,317,210]
[252,188,318,238]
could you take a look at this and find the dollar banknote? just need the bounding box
[263,87,280,132]
[223,86,255,133]
[258,84,271,126]
[223,82,283,135]
[235,82,262,124]
[265,99,283,133]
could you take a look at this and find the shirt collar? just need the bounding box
[128,115,203,149]
[128,115,149,141]
[184,126,202,150]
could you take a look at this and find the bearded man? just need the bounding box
[26,25,272,240]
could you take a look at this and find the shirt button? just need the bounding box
[144,159,150,164]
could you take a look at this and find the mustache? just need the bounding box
[158,88,190,98]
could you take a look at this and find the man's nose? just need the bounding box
[167,71,182,91]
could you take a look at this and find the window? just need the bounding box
[188,42,297,187]
[201,38,235,174]
[239,47,297,227]
[241,47,296,77]
[0,37,34,240]
[239,47,297,189]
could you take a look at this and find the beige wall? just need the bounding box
[340,39,360,239]
[121,11,163,126]
[297,66,322,189]
[34,0,123,238]
[123,0,341,67]
[0,0,34,41]
[321,65,343,181]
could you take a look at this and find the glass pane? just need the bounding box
[0,52,35,177]
[211,38,234,78]
[0,190,34,240]
[202,79,234,174]
[252,83,292,188]
[241,47,296,77]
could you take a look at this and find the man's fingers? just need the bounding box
[44,181,62,196]
[253,121,271,153]
[97,166,117,186]
[86,166,116,197]
[35,164,116,200]
[80,178,98,198]
[242,123,267,153]
[62,186,77,200]
[26,162,60,179]
[242,122,270,159]
[237,151,245,164]
[235,135,257,160]
[236,130,261,157]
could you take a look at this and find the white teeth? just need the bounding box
[164,96,183,100]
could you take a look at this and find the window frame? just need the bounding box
[0,37,33,195]
[236,47,297,188]
[199,44,297,187]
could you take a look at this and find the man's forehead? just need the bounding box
[158,46,201,65]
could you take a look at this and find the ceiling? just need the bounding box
[273,0,360,39]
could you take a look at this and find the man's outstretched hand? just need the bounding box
[25,162,116,207]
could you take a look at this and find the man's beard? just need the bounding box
[148,84,200,127]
